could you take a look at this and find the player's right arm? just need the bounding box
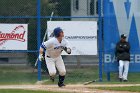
[38,42,47,61]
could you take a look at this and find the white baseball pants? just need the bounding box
[119,60,129,80]
[45,56,66,77]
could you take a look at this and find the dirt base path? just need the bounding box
[0,84,140,93]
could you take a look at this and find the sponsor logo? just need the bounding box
[0,25,26,45]
[65,36,97,40]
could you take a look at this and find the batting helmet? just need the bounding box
[53,27,63,37]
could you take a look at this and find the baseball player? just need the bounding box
[116,34,130,82]
[38,27,71,87]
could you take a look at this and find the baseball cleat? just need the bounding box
[50,76,55,82]
[58,82,66,87]
[123,80,128,82]
[119,78,123,82]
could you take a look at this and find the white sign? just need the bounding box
[0,24,28,50]
[47,21,97,55]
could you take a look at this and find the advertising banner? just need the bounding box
[47,21,97,55]
[0,24,28,50]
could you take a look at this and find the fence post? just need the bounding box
[98,0,103,82]
[37,0,41,81]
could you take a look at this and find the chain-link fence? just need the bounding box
[0,0,104,85]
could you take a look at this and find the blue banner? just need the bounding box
[104,0,140,72]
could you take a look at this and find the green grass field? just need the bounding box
[0,65,140,85]
[0,89,62,93]
[96,86,140,92]
[1,65,140,93]
[0,66,37,85]
[0,66,100,85]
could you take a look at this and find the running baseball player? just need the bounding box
[38,27,71,87]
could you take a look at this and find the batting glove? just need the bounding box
[66,48,71,54]
[39,54,44,61]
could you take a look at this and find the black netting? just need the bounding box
[0,0,37,16]
[0,0,105,86]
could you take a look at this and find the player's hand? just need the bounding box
[66,48,71,54]
[61,46,71,54]
[39,54,44,61]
